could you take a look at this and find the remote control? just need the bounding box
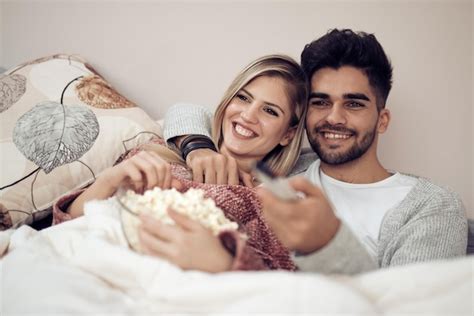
[253,161,299,201]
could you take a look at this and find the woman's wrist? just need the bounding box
[179,135,217,161]
[93,174,120,196]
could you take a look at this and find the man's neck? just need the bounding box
[320,156,390,184]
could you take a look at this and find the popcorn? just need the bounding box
[117,187,239,252]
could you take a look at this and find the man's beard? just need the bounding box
[307,123,377,165]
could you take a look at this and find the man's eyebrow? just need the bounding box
[309,92,329,99]
[241,88,285,114]
[344,93,370,101]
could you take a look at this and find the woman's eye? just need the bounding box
[263,107,279,117]
[236,94,250,102]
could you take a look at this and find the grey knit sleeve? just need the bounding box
[292,222,377,275]
[378,180,468,268]
[163,103,214,142]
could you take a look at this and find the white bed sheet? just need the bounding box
[1,199,472,315]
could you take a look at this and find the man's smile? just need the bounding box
[322,132,352,140]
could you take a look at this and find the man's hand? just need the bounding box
[186,149,239,185]
[257,177,340,254]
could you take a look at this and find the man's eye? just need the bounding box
[263,107,278,117]
[346,102,364,109]
[310,100,329,107]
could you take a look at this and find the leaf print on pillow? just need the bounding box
[13,101,100,173]
[0,74,27,113]
[0,203,13,230]
[76,75,136,109]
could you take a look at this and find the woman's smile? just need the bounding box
[232,122,258,138]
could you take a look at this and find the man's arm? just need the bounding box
[163,103,239,185]
[293,222,377,274]
[379,180,468,267]
[163,103,213,142]
[258,176,377,275]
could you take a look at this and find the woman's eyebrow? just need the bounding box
[240,88,253,98]
[241,88,285,114]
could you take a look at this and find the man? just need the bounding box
[163,29,467,274]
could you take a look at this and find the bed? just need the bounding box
[1,201,472,315]
[1,53,473,315]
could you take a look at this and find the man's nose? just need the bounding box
[325,104,346,125]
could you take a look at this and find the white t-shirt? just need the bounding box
[304,160,418,259]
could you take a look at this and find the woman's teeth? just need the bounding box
[324,132,351,139]
[235,124,255,137]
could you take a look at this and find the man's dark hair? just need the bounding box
[301,29,393,109]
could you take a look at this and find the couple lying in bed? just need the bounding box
[54,29,467,275]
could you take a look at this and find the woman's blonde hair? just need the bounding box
[145,54,308,177]
[212,54,308,176]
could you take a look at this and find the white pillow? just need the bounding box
[0,54,162,229]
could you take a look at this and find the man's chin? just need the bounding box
[319,156,349,165]
[315,148,355,165]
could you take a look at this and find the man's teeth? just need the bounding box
[324,132,351,139]
[235,124,255,137]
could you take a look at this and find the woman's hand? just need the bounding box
[99,150,178,194]
[186,149,240,185]
[239,170,257,188]
[139,209,233,273]
[67,151,181,218]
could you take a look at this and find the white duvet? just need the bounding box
[1,199,472,315]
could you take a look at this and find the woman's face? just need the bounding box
[220,76,295,162]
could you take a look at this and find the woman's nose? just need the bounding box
[241,103,259,123]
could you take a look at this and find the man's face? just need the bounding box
[306,66,387,165]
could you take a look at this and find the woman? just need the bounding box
[53,54,309,272]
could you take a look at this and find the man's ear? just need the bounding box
[280,126,297,146]
[377,109,390,134]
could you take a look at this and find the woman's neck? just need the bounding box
[219,146,256,174]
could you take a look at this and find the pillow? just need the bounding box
[0,54,162,229]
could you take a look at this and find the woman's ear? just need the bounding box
[279,126,297,146]
[377,109,390,134]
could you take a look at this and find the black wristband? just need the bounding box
[180,135,212,150]
[180,135,217,161]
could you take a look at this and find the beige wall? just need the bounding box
[2,0,473,216]
[472,1,474,220]
[0,1,3,68]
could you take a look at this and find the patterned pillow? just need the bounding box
[0,54,162,229]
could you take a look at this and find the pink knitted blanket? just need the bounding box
[171,164,296,271]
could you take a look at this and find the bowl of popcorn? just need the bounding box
[116,187,239,252]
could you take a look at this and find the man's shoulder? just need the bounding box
[397,175,465,217]
[379,175,467,252]
[407,176,462,202]
[289,148,318,176]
